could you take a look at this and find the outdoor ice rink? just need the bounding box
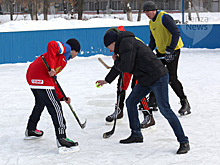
[1,48,220,164]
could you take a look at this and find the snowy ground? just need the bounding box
[1,12,220,32]
[0,48,220,165]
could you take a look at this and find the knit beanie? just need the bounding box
[143,1,157,11]
[104,31,118,47]
[66,38,81,52]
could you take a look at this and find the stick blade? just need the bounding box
[80,119,87,129]
[103,130,114,139]
[98,57,112,69]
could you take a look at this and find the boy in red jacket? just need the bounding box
[25,38,80,153]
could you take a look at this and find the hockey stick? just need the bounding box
[98,57,112,69]
[103,73,124,138]
[41,55,86,129]
[99,57,165,69]
[157,57,165,60]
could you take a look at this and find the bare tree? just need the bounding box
[9,0,15,21]
[125,0,133,21]
[27,0,38,20]
[192,0,200,21]
[137,0,143,21]
[44,0,48,20]
[188,0,192,21]
[188,0,200,22]
[78,0,84,20]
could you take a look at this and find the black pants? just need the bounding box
[149,49,186,106]
[27,89,66,139]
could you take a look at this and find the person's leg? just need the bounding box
[139,97,156,129]
[38,89,78,148]
[166,50,185,99]
[120,83,151,143]
[25,89,45,138]
[37,89,66,139]
[148,92,158,111]
[152,74,189,144]
[126,84,152,135]
[106,74,125,122]
[165,50,191,115]
[27,89,45,130]
[131,76,155,129]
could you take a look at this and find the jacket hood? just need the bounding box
[115,31,135,54]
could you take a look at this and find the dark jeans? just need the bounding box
[126,73,188,143]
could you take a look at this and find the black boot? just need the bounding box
[176,142,190,154]
[120,135,143,144]
[178,98,191,116]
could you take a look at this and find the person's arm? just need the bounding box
[105,66,121,83]
[46,41,59,71]
[149,31,156,51]
[96,65,120,87]
[162,14,180,50]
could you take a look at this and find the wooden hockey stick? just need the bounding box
[98,57,112,69]
[41,55,86,129]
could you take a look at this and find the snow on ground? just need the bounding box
[1,12,220,32]
[0,48,220,165]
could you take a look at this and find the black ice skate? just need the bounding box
[140,111,156,130]
[178,98,191,116]
[176,142,190,154]
[24,129,44,140]
[57,138,80,154]
[105,105,123,124]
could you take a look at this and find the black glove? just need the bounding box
[165,47,176,62]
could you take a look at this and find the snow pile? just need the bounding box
[1,12,220,32]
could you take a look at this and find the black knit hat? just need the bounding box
[143,1,157,11]
[105,27,120,34]
[66,38,81,52]
[104,31,118,47]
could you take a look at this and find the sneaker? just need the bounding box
[178,98,191,116]
[120,135,143,144]
[105,105,123,123]
[140,112,155,129]
[176,142,190,154]
[57,138,78,148]
[24,129,44,139]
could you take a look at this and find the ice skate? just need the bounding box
[178,98,191,116]
[57,138,80,154]
[140,111,156,131]
[24,129,44,140]
[105,105,123,124]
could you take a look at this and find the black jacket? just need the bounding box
[105,31,168,87]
